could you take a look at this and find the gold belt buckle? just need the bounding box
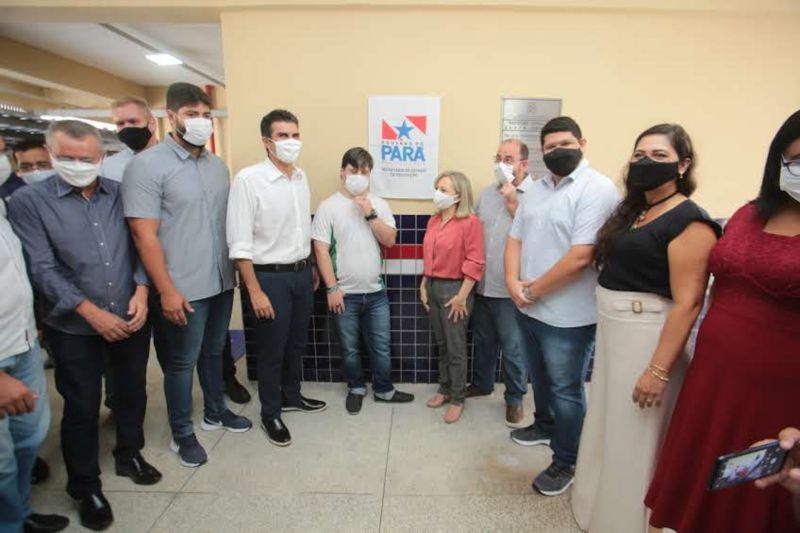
[631,300,643,314]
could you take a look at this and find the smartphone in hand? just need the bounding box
[708,441,788,491]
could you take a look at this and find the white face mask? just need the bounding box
[180,117,214,147]
[0,154,11,185]
[53,159,99,188]
[433,189,459,210]
[344,174,369,196]
[19,169,55,185]
[272,138,302,164]
[494,162,515,184]
[779,164,800,204]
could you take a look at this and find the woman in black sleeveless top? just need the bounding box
[570,124,721,533]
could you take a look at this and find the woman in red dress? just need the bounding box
[645,110,800,532]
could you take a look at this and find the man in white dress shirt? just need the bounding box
[227,109,326,447]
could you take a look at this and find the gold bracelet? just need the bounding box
[648,366,670,383]
[649,363,669,374]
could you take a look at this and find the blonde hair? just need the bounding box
[435,170,474,218]
[110,96,152,119]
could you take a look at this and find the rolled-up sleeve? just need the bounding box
[226,173,255,260]
[7,193,86,317]
[122,157,163,219]
[461,216,485,281]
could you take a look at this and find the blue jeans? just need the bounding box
[154,290,232,439]
[470,295,528,406]
[332,290,394,395]
[516,312,595,467]
[0,342,50,532]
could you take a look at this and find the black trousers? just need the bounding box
[48,324,150,499]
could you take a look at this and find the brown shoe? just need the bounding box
[505,404,525,428]
[465,384,493,399]
[426,394,450,408]
[443,403,463,424]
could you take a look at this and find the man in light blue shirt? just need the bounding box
[100,96,159,183]
[505,117,619,496]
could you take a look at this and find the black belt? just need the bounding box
[253,259,309,273]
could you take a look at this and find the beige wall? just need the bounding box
[221,6,800,218]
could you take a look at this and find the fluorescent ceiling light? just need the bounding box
[39,115,117,132]
[146,53,183,66]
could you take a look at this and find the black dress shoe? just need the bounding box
[225,376,252,404]
[281,395,327,413]
[115,453,162,485]
[345,393,364,415]
[31,456,50,485]
[79,492,113,531]
[261,418,292,446]
[23,513,69,532]
[375,390,415,403]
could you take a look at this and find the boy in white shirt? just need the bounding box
[311,148,414,414]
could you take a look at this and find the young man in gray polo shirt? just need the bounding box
[467,138,532,428]
[123,83,252,468]
[505,117,619,496]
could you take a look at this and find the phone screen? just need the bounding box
[708,441,788,491]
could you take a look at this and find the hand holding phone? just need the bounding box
[708,441,789,491]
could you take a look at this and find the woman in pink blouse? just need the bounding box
[420,171,485,424]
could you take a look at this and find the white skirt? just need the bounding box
[570,286,689,533]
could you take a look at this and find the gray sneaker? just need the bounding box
[532,462,575,496]
[510,424,551,447]
[170,434,207,468]
[201,409,252,433]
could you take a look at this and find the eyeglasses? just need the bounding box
[781,157,800,177]
[17,162,53,172]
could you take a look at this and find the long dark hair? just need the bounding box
[755,109,800,220]
[594,124,697,269]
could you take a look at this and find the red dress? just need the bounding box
[646,203,800,532]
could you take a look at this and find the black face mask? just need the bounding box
[118,125,153,152]
[627,158,679,191]
[543,148,583,177]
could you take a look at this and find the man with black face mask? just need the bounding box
[504,116,619,497]
[100,96,159,183]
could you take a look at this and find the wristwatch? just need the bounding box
[364,209,378,221]
[326,284,340,294]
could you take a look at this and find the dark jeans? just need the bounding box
[252,268,312,421]
[152,290,232,439]
[470,295,528,406]
[332,290,394,395]
[48,325,150,499]
[428,278,473,403]
[515,312,596,467]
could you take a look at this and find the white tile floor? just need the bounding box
[31,358,582,532]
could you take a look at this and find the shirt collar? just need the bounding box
[542,158,589,189]
[55,175,109,198]
[165,133,207,161]
[263,157,301,182]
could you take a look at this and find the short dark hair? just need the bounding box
[540,116,583,146]
[166,82,211,112]
[341,147,373,171]
[260,109,299,138]
[756,109,800,220]
[13,135,47,154]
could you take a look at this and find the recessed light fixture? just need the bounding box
[146,53,183,66]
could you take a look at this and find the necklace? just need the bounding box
[635,190,680,226]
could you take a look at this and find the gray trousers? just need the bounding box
[428,278,474,403]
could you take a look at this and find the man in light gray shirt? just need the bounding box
[505,117,619,496]
[100,96,159,183]
[123,82,252,468]
[468,138,532,428]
